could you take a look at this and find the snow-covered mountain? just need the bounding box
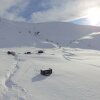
[1,18,100,100]
[0,18,100,49]
[70,32,100,50]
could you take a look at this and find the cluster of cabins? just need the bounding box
[7,50,52,76]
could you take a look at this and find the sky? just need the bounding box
[0,0,100,24]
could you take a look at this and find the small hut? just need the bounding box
[38,50,44,54]
[40,68,52,76]
[24,52,31,54]
[7,51,16,56]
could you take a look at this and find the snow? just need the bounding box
[0,18,100,99]
[1,47,100,100]
[70,32,100,50]
[0,19,100,49]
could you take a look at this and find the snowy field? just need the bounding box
[0,47,100,100]
[0,19,100,100]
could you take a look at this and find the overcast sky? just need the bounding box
[0,0,100,23]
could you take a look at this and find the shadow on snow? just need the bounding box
[32,74,47,82]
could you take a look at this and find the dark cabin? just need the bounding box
[24,52,31,54]
[40,68,52,76]
[38,50,44,54]
[7,51,16,56]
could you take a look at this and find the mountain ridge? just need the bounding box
[0,18,100,49]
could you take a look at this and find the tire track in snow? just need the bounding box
[4,54,29,100]
[34,33,60,49]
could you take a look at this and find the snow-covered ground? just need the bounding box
[0,18,100,100]
[1,47,100,100]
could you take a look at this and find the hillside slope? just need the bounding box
[0,18,100,49]
[1,19,100,100]
[70,32,100,50]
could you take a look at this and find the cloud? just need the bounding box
[0,0,100,23]
[30,0,100,23]
[0,0,29,21]
[0,0,15,14]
